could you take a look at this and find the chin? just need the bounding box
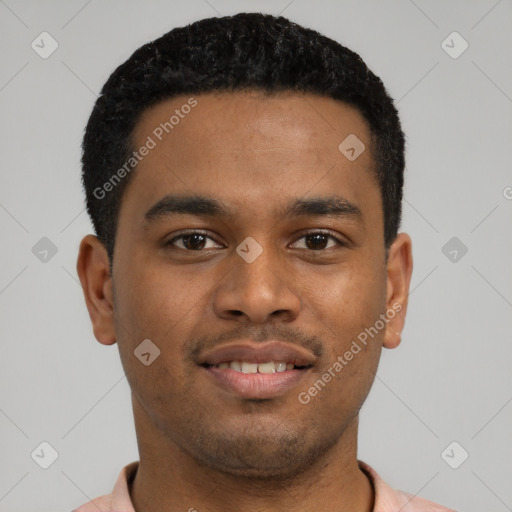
[189,427,337,481]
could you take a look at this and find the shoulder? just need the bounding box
[72,493,111,512]
[390,488,457,511]
[71,461,139,512]
[358,460,457,512]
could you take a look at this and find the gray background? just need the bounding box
[1,0,511,510]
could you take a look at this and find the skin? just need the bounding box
[77,90,413,512]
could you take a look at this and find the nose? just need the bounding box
[212,241,301,324]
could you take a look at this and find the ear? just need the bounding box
[76,234,116,345]
[382,232,413,349]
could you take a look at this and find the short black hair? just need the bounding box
[82,12,405,263]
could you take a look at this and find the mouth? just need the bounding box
[201,360,312,373]
[200,364,312,399]
[197,341,317,399]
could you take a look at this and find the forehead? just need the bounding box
[133,90,373,156]
[121,90,380,228]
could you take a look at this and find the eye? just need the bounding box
[165,230,346,252]
[291,231,345,251]
[165,231,222,251]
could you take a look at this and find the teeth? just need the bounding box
[241,362,258,373]
[275,362,287,372]
[212,361,299,373]
[230,361,242,371]
[257,362,276,374]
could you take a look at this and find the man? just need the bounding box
[74,12,455,512]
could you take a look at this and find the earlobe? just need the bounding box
[76,234,117,345]
[383,232,413,350]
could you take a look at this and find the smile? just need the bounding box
[204,361,308,373]
[201,363,312,399]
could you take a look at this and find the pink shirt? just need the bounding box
[73,460,456,511]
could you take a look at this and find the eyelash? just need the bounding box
[165,230,346,252]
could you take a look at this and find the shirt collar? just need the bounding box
[108,459,402,512]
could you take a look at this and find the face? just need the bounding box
[78,90,412,479]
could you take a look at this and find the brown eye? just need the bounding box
[166,232,221,251]
[292,232,344,251]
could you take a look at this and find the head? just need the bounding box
[77,13,412,479]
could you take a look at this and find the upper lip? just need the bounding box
[198,341,317,367]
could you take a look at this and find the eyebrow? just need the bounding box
[143,194,363,224]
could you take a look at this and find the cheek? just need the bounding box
[112,263,181,374]
[306,257,386,337]
[303,256,386,398]
[113,265,198,414]
[304,273,384,419]
[117,259,190,333]
[114,259,215,377]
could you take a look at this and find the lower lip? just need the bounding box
[202,366,311,399]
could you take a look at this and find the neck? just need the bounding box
[130,395,374,512]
